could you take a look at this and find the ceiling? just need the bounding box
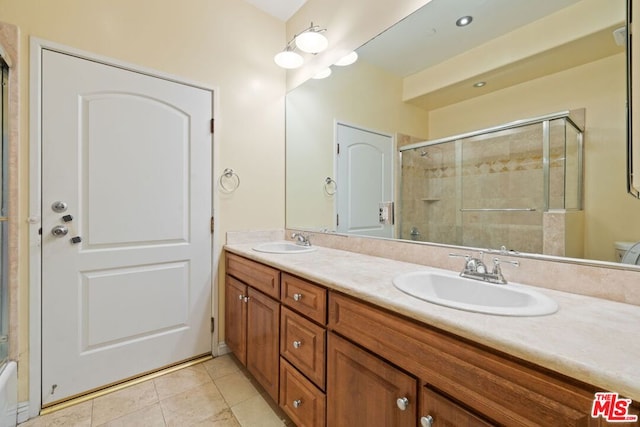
[357,0,582,77]
[244,0,308,21]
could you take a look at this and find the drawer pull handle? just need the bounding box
[293,340,302,349]
[420,415,434,427]
[293,399,302,408]
[293,293,303,302]
[396,397,410,411]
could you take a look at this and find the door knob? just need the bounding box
[396,397,410,411]
[51,225,69,237]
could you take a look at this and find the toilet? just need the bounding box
[615,241,640,264]
[614,241,634,262]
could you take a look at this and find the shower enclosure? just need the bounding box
[399,110,584,257]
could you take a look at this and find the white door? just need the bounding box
[41,50,213,405]
[336,124,394,238]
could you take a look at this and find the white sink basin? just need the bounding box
[252,241,317,254]
[393,270,558,316]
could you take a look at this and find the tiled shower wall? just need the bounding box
[400,118,580,255]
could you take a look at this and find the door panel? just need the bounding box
[336,124,393,238]
[41,49,212,404]
[83,94,189,246]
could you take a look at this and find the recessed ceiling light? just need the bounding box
[473,81,486,88]
[456,16,473,27]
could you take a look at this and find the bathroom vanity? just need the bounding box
[224,245,640,426]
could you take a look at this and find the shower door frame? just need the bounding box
[398,110,584,245]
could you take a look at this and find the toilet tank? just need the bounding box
[614,241,634,262]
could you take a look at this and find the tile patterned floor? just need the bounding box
[20,355,293,427]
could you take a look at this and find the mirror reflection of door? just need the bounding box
[336,123,394,238]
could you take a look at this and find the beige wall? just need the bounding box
[0,0,286,402]
[286,60,429,229]
[428,53,640,262]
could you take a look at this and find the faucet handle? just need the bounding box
[492,258,519,269]
[490,258,519,284]
[449,253,470,261]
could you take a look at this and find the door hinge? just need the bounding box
[210,217,214,234]
[210,118,215,134]
[211,317,215,333]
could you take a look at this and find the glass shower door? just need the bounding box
[459,123,545,253]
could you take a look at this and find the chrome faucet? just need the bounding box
[291,232,311,246]
[449,252,519,284]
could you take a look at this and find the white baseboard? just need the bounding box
[216,342,230,356]
[17,401,30,424]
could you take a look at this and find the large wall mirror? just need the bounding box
[286,0,640,268]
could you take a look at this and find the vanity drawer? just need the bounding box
[281,273,327,324]
[280,307,326,390]
[280,358,326,427]
[226,252,280,299]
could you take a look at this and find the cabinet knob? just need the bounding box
[396,397,410,411]
[293,340,302,349]
[420,415,434,427]
[293,293,303,302]
[238,295,244,300]
[293,399,302,409]
[243,296,249,303]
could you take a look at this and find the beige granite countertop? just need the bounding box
[225,242,640,402]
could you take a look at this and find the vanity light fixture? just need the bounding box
[295,22,329,53]
[456,15,473,27]
[473,81,486,88]
[274,22,328,69]
[274,47,304,69]
[334,51,358,66]
[312,68,332,79]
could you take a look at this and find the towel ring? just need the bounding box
[218,168,240,193]
[324,177,337,196]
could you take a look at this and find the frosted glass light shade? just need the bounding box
[334,51,358,66]
[295,31,328,53]
[274,50,304,69]
[312,68,332,79]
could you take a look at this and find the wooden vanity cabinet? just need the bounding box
[225,252,638,427]
[328,291,617,427]
[327,332,417,427]
[225,254,281,401]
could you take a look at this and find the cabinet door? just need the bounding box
[225,275,247,365]
[327,332,416,427]
[247,287,280,402]
[421,387,495,427]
